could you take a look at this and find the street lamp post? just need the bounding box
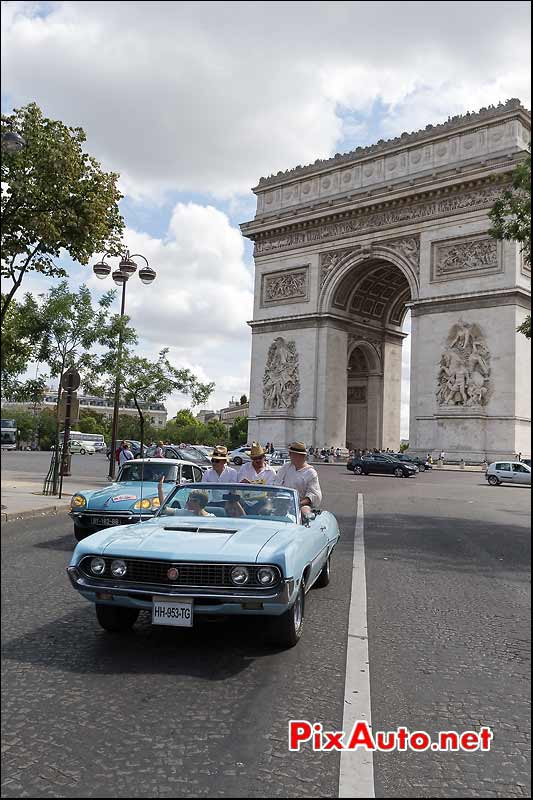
[93,250,156,479]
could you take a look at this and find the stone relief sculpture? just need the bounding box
[433,236,499,279]
[436,322,491,407]
[263,270,307,303]
[263,337,300,411]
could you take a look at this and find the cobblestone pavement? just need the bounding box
[1,469,530,797]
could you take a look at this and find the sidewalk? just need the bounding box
[1,478,105,522]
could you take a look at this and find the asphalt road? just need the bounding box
[1,468,530,798]
[1,451,112,484]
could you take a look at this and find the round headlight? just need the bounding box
[90,557,106,575]
[71,494,86,508]
[110,559,127,577]
[231,566,250,585]
[257,566,277,585]
[134,498,152,510]
[151,497,160,508]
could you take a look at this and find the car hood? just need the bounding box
[71,516,295,563]
[81,481,166,511]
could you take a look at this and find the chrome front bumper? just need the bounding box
[67,565,294,605]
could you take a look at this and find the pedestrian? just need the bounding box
[153,440,165,458]
[238,442,276,484]
[274,441,322,517]
[118,441,134,467]
[201,445,239,483]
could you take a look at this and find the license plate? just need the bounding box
[92,516,121,527]
[152,597,193,627]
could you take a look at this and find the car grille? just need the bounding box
[79,557,281,589]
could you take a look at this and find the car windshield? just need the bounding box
[119,463,179,482]
[158,484,299,523]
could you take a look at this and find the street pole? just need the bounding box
[108,279,127,481]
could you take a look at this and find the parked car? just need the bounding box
[70,458,206,541]
[521,458,531,468]
[67,483,340,647]
[228,446,252,466]
[346,453,417,478]
[486,460,531,487]
[388,452,432,471]
[270,449,290,466]
[144,444,211,466]
[68,440,95,455]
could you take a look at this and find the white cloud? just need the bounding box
[2,1,530,200]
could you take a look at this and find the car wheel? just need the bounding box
[74,524,92,542]
[394,467,404,478]
[488,475,500,486]
[272,583,305,648]
[354,465,363,475]
[79,448,86,455]
[418,464,425,472]
[234,457,243,466]
[314,555,331,588]
[95,604,139,633]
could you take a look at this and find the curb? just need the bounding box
[1,504,70,523]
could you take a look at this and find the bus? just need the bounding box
[60,430,106,452]
[1,419,18,450]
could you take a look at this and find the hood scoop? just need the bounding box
[163,525,238,535]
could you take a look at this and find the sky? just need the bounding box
[1,0,531,438]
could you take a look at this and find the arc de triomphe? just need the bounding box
[241,100,531,461]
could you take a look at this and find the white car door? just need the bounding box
[511,463,531,485]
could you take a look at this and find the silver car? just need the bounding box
[486,460,531,486]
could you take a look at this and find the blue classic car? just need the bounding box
[69,459,206,541]
[67,483,340,647]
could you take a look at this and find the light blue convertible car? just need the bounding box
[67,483,340,647]
[69,458,206,541]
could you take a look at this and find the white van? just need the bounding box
[486,461,531,486]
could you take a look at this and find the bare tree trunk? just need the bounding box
[133,394,145,459]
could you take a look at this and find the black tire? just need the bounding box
[272,584,305,647]
[234,457,243,466]
[79,448,86,455]
[488,475,500,486]
[74,524,93,542]
[418,464,426,472]
[314,555,331,588]
[95,604,139,633]
[354,465,363,475]
[394,467,404,478]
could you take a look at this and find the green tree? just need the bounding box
[1,103,124,325]
[205,418,229,446]
[229,416,249,449]
[489,148,531,338]
[1,292,48,400]
[173,409,197,427]
[78,410,109,436]
[399,441,409,453]
[88,349,214,456]
[239,394,248,406]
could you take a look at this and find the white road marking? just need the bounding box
[338,493,375,798]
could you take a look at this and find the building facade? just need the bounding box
[241,100,531,461]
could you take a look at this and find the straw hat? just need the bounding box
[211,445,229,461]
[250,441,267,458]
[288,441,307,454]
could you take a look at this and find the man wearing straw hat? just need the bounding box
[274,441,322,514]
[238,442,276,485]
[201,445,239,483]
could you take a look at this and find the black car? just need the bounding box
[346,453,417,478]
[145,444,211,466]
[388,452,432,471]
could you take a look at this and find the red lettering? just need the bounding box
[313,724,322,751]
[479,728,493,751]
[396,727,409,751]
[460,732,480,751]
[439,731,459,751]
[375,731,396,750]
[323,731,345,751]
[410,731,430,751]
[346,721,375,750]
[288,721,312,751]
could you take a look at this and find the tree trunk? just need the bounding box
[133,395,145,459]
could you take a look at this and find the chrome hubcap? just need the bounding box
[293,592,303,631]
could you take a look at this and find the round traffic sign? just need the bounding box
[61,367,81,391]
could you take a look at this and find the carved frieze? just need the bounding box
[263,337,300,411]
[380,235,420,278]
[261,267,309,306]
[436,322,491,407]
[347,386,367,404]
[320,248,360,287]
[431,234,501,282]
[254,185,505,257]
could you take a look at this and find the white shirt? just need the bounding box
[201,465,239,483]
[119,449,134,466]
[274,462,322,507]
[238,462,277,485]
